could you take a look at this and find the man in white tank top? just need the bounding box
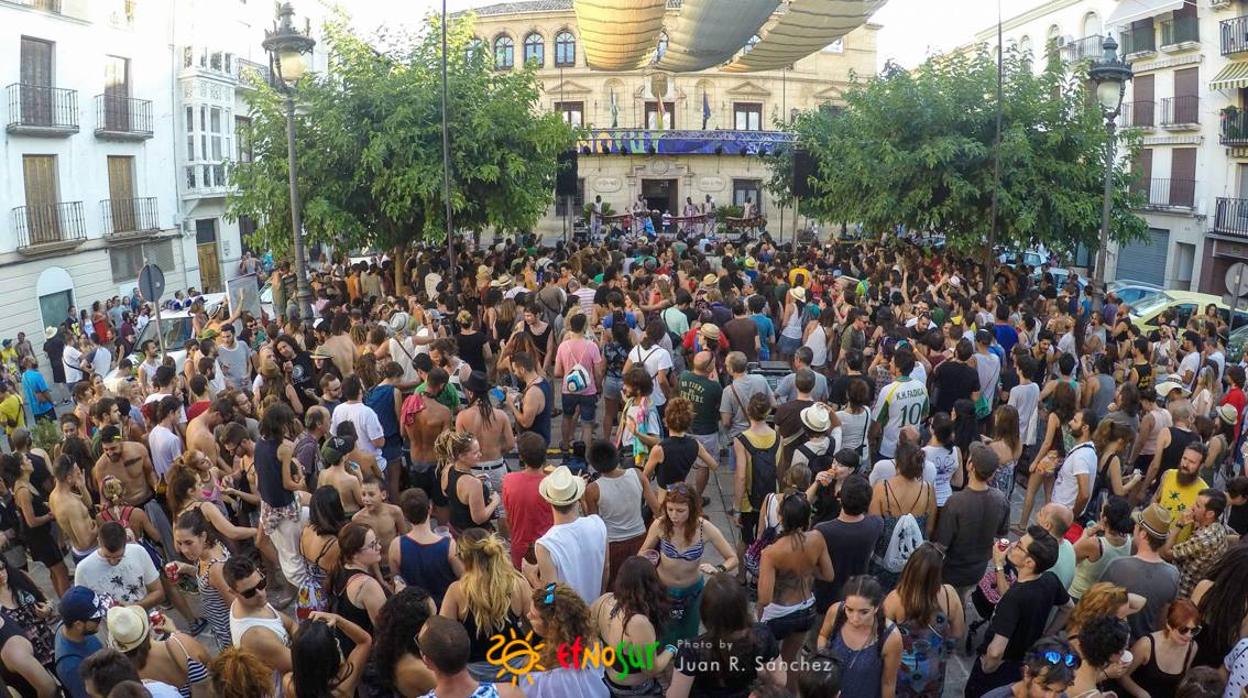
[224,556,295,691]
[527,466,608,605]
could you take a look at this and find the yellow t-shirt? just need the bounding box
[1157,469,1207,543]
[0,394,24,436]
[737,429,777,514]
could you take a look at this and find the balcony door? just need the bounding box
[107,156,136,233]
[1170,148,1196,207]
[20,37,53,126]
[23,155,60,244]
[1133,74,1154,127]
[1174,67,1198,124]
[104,55,130,132]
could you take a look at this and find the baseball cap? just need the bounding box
[60,586,107,624]
[320,435,354,466]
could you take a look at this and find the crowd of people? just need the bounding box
[0,227,1246,698]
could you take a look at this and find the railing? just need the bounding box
[1121,25,1157,55]
[1160,96,1200,125]
[1222,109,1248,144]
[1134,178,1196,208]
[5,83,78,132]
[14,0,62,12]
[1225,15,1248,55]
[1060,35,1104,62]
[1122,100,1156,128]
[235,58,272,85]
[12,202,86,249]
[100,197,159,235]
[1160,15,1200,46]
[1216,197,1248,237]
[94,95,152,137]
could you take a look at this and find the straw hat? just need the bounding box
[1132,503,1172,538]
[539,465,586,507]
[44,326,58,340]
[1155,381,1190,399]
[491,274,514,289]
[1218,404,1238,426]
[105,605,151,653]
[791,287,807,303]
[702,273,718,287]
[388,312,410,333]
[800,404,832,433]
[309,348,332,360]
[699,323,721,341]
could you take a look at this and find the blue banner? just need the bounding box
[578,128,795,156]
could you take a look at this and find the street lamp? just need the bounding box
[1088,34,1133,302]
[262,2,316,324]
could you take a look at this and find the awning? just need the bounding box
[1211,61,1248,91]
[1105,0,1184,27]
[656,0,780,73]
[573,0,668,71]
[721,0,887,73]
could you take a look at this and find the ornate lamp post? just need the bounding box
[262,2,316,323]
[1088,35,1133,300]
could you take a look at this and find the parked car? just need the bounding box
[1128,291,1248,333]
[1108,279,1165,307]
[128,311,198,371]
[1228,323,1248,363]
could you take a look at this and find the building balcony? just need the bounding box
[1222,109,1248,145]
[1132,178,1196,210]
[1121,26,1157,58]
[1222,15,1248,55]
[577,128,795,157]
[1160,15,1200,50]
[1121,100,1156,129]
[100,197,159,239]
[5,84,78,136]
[234,58,272,89]
[11,202,87,255]
[1215,197,1248,237]
[94,95,152,140]
[1060,35,1103,62]
[184,163,231,198]
[1160,96,1200,129]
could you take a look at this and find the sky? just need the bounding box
[335,0,1051,70]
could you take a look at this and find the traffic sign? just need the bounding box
[139,264,166,302]
[1226,262,1248,298]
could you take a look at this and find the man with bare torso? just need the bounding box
[318,435,365,516]
[49,457,97,564]
[93,425,174,558]
[403,376,452,510]
[186,396,236,474]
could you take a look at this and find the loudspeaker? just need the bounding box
[792,148,816,198]
[556,149,579,197]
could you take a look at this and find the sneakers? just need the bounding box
[188,618,209,636]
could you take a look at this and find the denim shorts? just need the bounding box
[561,392,598,423]
[778,334,802,356]
[764,605,817,640]
[603,375,623,401]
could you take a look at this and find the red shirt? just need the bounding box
[186,400,210,422]
[1222,386,1246,442]
[502,469,554,569]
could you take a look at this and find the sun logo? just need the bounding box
[486,628,545,685]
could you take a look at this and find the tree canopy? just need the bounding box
[226,12,576,259]
[770,45,1147,259]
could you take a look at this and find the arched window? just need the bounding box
[555,31,575,67]
[1083,12,1102,38]
[523,33,544,66]
[1019,35,1033,57]
[494,35,514,70]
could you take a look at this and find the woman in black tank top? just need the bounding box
[435,431,498,534]
[642,398,716,489]
[329,523,389,655]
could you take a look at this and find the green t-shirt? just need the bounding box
[417,382,460,413]
[677,371,724,436]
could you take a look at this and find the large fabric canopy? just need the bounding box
[722,0,886,73]
[656,0,780,72]
[1105,0,1184,27]
[573,0,669,71]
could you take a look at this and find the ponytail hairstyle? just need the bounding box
[434,430,476,469]
[457,528,523,637]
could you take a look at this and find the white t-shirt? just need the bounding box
[73,544,158,605]
[91,346,112,379]
[63,345,83,383]
[332,401,387,472]
[626,344,674,406]
[149,424,183,478]
[1008,382,1041,446]
[1179,350,1202,386]
[923,444,960,507]
[1053,441,1097,515]
[872,377,929,458]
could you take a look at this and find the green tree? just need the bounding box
[770,46,1146,261]
[226,13,575,287]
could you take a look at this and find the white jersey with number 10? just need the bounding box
[872,376,929,459]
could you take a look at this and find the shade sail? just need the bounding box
[573,0,669,71]
[722,0,887,73]
[656,0,780,72]
[1212,61,1248,91]
[1105,0,1184,27]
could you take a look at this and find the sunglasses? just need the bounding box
[1176,624,1203,636]
[238,575,268,599]
[1041,651,1080,668]
[666,483,692,495]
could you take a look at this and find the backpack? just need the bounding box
[882,513,924,573]
[743,492,780,589]
[795,441,836,474]
[737,433,778,509]
[564,363,590,394]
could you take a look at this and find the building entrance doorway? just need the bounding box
[642,179,678,216]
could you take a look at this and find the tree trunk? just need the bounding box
[393,245,408,296]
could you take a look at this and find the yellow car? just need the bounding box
[1128,290,1238,333]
